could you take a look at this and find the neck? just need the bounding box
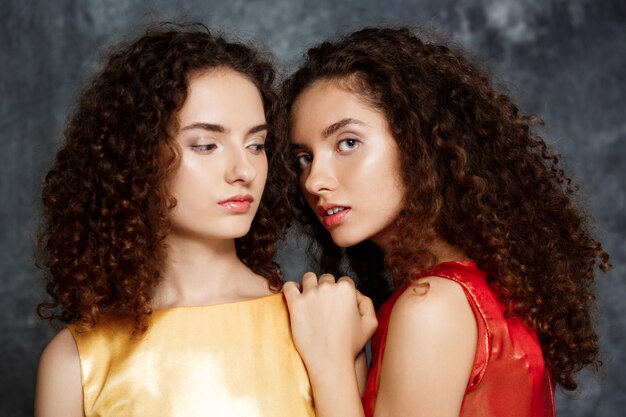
[153,234,271,309]
[427,237,469,264]
[373,231,469,265]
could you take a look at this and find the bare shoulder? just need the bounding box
[386,275,478,379]
[38,328,82,382]
[36,328,84,417]
[375,276,478,416]
[391,275,474,327]
[40,328,79,365]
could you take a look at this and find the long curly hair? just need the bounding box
[280,27,611,390]
[37,23,292,333]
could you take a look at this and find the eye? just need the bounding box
[190,144,217,154]
[295,152,313,168]
[247,143,266,154]
[337,138,360,152]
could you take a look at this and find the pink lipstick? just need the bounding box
[219,195,254,213]
[318,204,351,227]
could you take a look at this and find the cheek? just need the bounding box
[256,159,269,185]
[172,160,215,197]
[357,149,404,204]
[338,153,383,190]
[167,169,190,199]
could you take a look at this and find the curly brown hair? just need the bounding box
[37,22,292,333]
[280,26,611,390]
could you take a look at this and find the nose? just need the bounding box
[302,157,338,196]
[225,148,257,184]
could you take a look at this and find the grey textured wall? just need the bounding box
[1,0,624,416]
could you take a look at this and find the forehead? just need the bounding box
[290,80,387,138]
[187,68,257,95]
[292,79,358,111]
[179,69,265,120]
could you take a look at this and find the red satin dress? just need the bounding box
[362,261,555,417]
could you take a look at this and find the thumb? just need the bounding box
[356,290,378,337]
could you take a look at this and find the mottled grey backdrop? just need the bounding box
[1,0,624,416]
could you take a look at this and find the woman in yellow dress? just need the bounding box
[35,23,316,417]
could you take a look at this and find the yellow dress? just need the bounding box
[68,293,315,417]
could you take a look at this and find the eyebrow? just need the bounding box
[248,124,269,134]
[181,123,269,134]
[322,118,364,138]
[181,123,225,133]
[290,118,365,149]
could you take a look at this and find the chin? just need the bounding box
[329,231,365,248]
[200,224,253,241]
[229,226,254,239]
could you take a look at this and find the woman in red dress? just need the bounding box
[282,27,610,417]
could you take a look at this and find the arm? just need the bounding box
[374,276,477,417]
[35,328,84,417]
[284,273,377,417]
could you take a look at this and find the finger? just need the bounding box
[301,272,318,292]
[318,273,336,285]
[337,275,356,289]
[357,296,377,338]
[282,281,302,304]
[282,280,302,293]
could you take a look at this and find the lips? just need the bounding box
[219,195,254,213]
[318,204,351,227]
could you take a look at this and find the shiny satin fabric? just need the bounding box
[362,261,555,417]
[69,293,315,417]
